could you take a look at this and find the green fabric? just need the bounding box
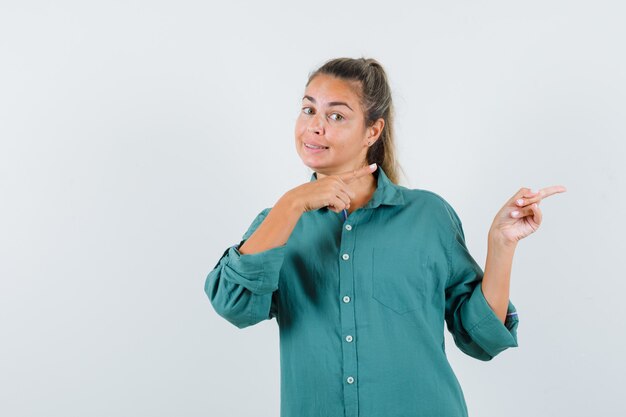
[205,166,519,417]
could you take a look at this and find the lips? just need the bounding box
[304,142,329,149]
[303,142,328,154]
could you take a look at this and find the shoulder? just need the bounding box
[241,207,273,239]
[395,184,454,212]
[257,207,273,218]
[396,185,463,229]
[255,207,274,224]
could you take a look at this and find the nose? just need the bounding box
[307,114,325,134]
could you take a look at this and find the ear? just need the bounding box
[367,118,385,144]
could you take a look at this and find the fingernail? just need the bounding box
[511,210,519,217]
[516,199,524,206]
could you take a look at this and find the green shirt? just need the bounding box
[205,166,519,417]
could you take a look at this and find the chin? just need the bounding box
[302,160,325,171]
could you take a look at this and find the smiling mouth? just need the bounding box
[304,143,329,150]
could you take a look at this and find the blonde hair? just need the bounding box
[306,57,406,184]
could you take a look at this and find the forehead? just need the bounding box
[304,74,361,106]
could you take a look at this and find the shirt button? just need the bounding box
[343,295,351,303]
[347,376,354,384]
[342,253,350,260]
[345,335,353,342]
[345,224,352,231]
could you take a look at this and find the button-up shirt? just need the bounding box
[205,166,519,417]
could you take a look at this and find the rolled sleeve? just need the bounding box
[220,241,286,295]
[204,207,284,328]
[460,282,519,358]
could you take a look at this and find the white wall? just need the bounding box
[1,1,624,416]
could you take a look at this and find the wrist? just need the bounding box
[488,229,517,251]
[488,235,517,253]
[278,192,305,215]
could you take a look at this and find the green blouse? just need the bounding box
[205,166,519,417]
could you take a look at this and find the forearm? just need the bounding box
[238,194,304,255]
[481,236,517,324]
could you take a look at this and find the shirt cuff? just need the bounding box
[460,282,520,358]
[221,240,286,295]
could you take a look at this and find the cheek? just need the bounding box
[294,119,306,137]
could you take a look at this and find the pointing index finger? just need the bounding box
[536,185,567,200]
[340,163,378,183]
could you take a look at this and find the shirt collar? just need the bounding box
[309,165,405,210]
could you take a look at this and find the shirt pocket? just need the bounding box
[371,246,431,315]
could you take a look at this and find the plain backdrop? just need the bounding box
[1,1,625,416]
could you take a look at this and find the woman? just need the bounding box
[205,57,566,417]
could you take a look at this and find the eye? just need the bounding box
[302,107,314,115]
[329,113,344,121]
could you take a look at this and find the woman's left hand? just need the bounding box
[489,185,567,247]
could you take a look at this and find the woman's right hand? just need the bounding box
[285,163,378,214]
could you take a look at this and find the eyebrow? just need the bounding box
[302,95,353,111]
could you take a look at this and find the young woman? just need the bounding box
[205,57,566,417]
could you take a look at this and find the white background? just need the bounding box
[1,1,624,416]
